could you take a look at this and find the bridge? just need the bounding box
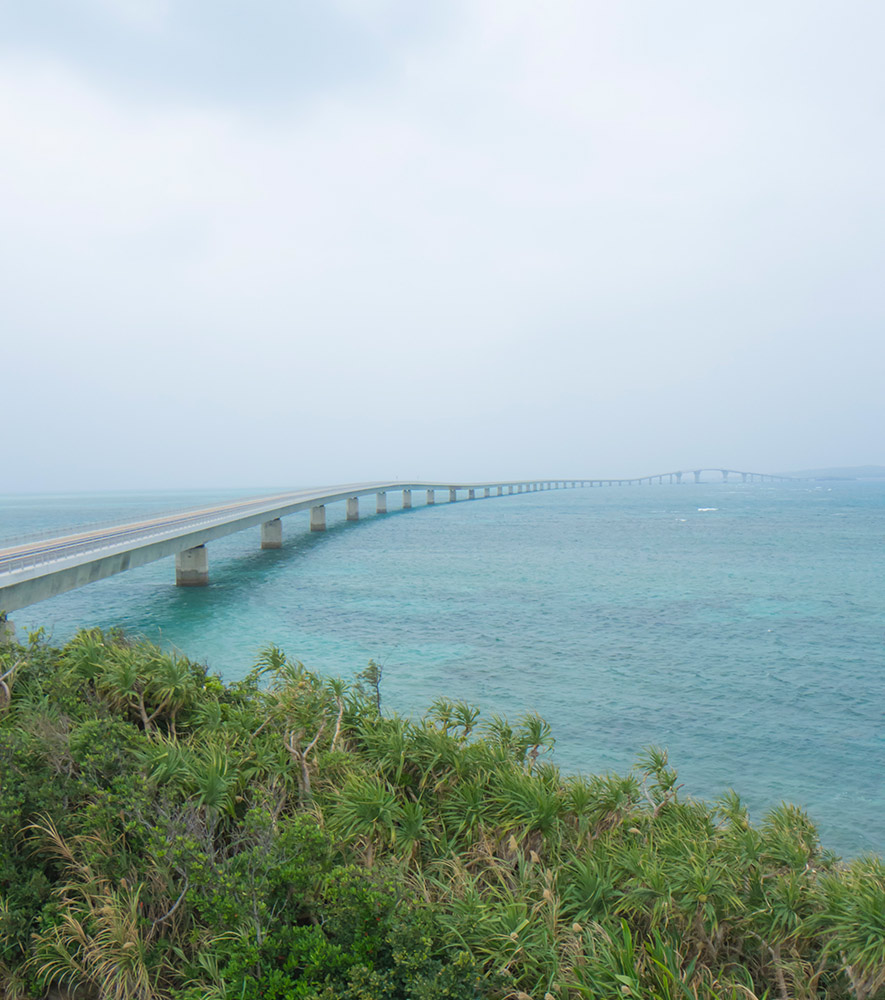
[0,470,800,630]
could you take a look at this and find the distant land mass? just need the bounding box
[786,464,885,480]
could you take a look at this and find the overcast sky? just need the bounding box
[2,1,883,491]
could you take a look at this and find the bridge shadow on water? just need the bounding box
[133,507,422,632]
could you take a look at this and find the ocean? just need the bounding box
[1,481,882,857]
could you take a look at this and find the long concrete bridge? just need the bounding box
[0,480,573,620]
[0,470,799,627]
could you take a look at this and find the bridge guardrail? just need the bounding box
[0,498,307,577]
[0,514,229,576]
[0,492,296,550]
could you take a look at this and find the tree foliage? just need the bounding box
[0,630,882,999]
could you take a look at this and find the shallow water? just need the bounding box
[2,481,883,857]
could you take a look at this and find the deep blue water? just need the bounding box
[2,482,882,857]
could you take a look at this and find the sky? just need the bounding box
[2,0,883,491]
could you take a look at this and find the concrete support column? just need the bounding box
[497,486,503,496]
[376,492,387,514]
[0,618,15,644]
[449,488,457,502]
[402,489,412,508]
[508,485,514,494]
[483,487,490,497]
[176,545,208,587]
[310,505,326,532]
[676,472,682,484]
[693,470,701,484]
[346,497,359,521]
[468,488,475,499]
[261,518,282,549]
[721,470,729,481]
[741,472,747,483]
[426,489,435,504]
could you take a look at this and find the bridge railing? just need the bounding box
[0,498,263,550]
[0,509,266,577]
[0,504,300,577]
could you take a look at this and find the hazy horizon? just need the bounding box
[3,2,883,492]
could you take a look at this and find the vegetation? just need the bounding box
[0,628,883,1000]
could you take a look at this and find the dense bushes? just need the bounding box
[0,629,883,999]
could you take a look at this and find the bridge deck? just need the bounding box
[0,480,550,614]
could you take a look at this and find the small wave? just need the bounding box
[697,507,718,512]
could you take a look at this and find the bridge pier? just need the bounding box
[497,486,503,496]
[260,518,282,550]
[376,492,387,514]
[508,485,514,494]
[176,545,209,587]
[346,497,359,521]
[484,487,490,497]
[741,472,747,483]
[468,488,475,499]
[310,505,326,531]
[402,489,412,508]
[426,489,435,505]
[693,470,701,484]
[0,618,14,644]
[721,470,729,482]
[449,488,457,502]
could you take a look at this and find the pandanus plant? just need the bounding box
[813,855,885,1000]
[516,712,555,772]
[331,774,403,866]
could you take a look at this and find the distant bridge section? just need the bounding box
[583,468,801,486]
[0,470,801,629]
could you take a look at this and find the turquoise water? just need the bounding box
[2,483,883,857]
